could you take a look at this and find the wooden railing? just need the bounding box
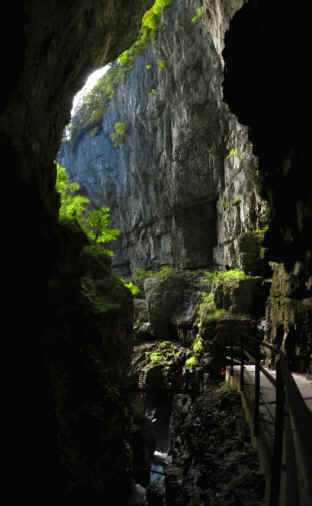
[228,336,312,506]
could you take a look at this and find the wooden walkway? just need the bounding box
[226,365,312,505]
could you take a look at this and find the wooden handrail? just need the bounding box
[279,353,312,506]
[228,335,312,506]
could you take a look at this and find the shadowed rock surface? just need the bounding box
[2,0,311,504]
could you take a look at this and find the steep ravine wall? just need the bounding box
[223,0,312,371]
[58,0,268,276]
[2,2,310,505]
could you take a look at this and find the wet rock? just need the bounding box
[166,386,265,506]
[130,484,147,505]
[239,231,270,277]
[144,272,187,338]
[264,262,312,371]
[134,298,149,322]
[213,276,269,318]
[146,478,165,506]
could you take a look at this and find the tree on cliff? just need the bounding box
[55,162,119,253]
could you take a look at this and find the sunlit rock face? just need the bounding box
[58,0,267,276]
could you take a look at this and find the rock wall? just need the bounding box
[58,0,268,276]
[1,1,154,504]
[222,0,312,370]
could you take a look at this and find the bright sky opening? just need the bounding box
[71,64,111,117]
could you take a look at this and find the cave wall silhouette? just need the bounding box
[2,0,311,501]
[223,0,310,276]
[1,1,153,503]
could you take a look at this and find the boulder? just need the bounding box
[144,272,187,338]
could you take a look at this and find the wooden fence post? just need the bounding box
[254,339,260,436]
[269,360,285,506]
[240,335,245,391]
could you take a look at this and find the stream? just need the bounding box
[144,395,172,483]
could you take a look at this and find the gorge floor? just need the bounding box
[159,382,265,506]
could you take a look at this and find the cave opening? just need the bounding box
[5,0,311,504]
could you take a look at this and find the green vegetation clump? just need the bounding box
[193,337,203,353]
[146,340,178,375]
[185,356,198,368]
[80,276,121,314]
[192,6,203,23]
[55,163,90,223]
[197,269,251,322]
[205,309,226,322]
[217,199,229,210]
[120,279,140,296]
[157,58,167,69]
[55,163,141,298]
[110,122,128,147]
[55,162,119,249]
[133,265,173,282]
[203,269,251,288]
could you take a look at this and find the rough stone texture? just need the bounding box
[129,340,188,392]
[3,0,311,501]
[222,0,312,370]
[166,387,265,505]
[213,276,269,318]
[58,0,267,275]
[198,313,259,372]
[1,1,154,503]
[264,263,312,371]
[144,272,188,338]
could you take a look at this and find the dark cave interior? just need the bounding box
[2,1,310,504]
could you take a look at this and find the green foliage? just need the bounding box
[217,196,242,211]
[148,88,157,96]
[147,340,177,375]
[157,58,167,69]
[82,244,114,259]
[203,269,250,289]
[205,309,226,322]
[55,163,119,250]
[151,351,164,362]
[80,207,120,245]
[197,270,249,322]
[80,276,121,314]
[185,356,198,368]
[132,265,173,282]
[114,122,127,135]
[226,148,236,159]
[110,122,128,147]
[55,163,90,223]
[217,199,229,210]
[119,279,140,296]
[226,148,245,161]
[193,337,203,353]
[192,6,203,23]
[146,64,153,69]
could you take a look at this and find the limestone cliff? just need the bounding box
[58,0,268,276]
